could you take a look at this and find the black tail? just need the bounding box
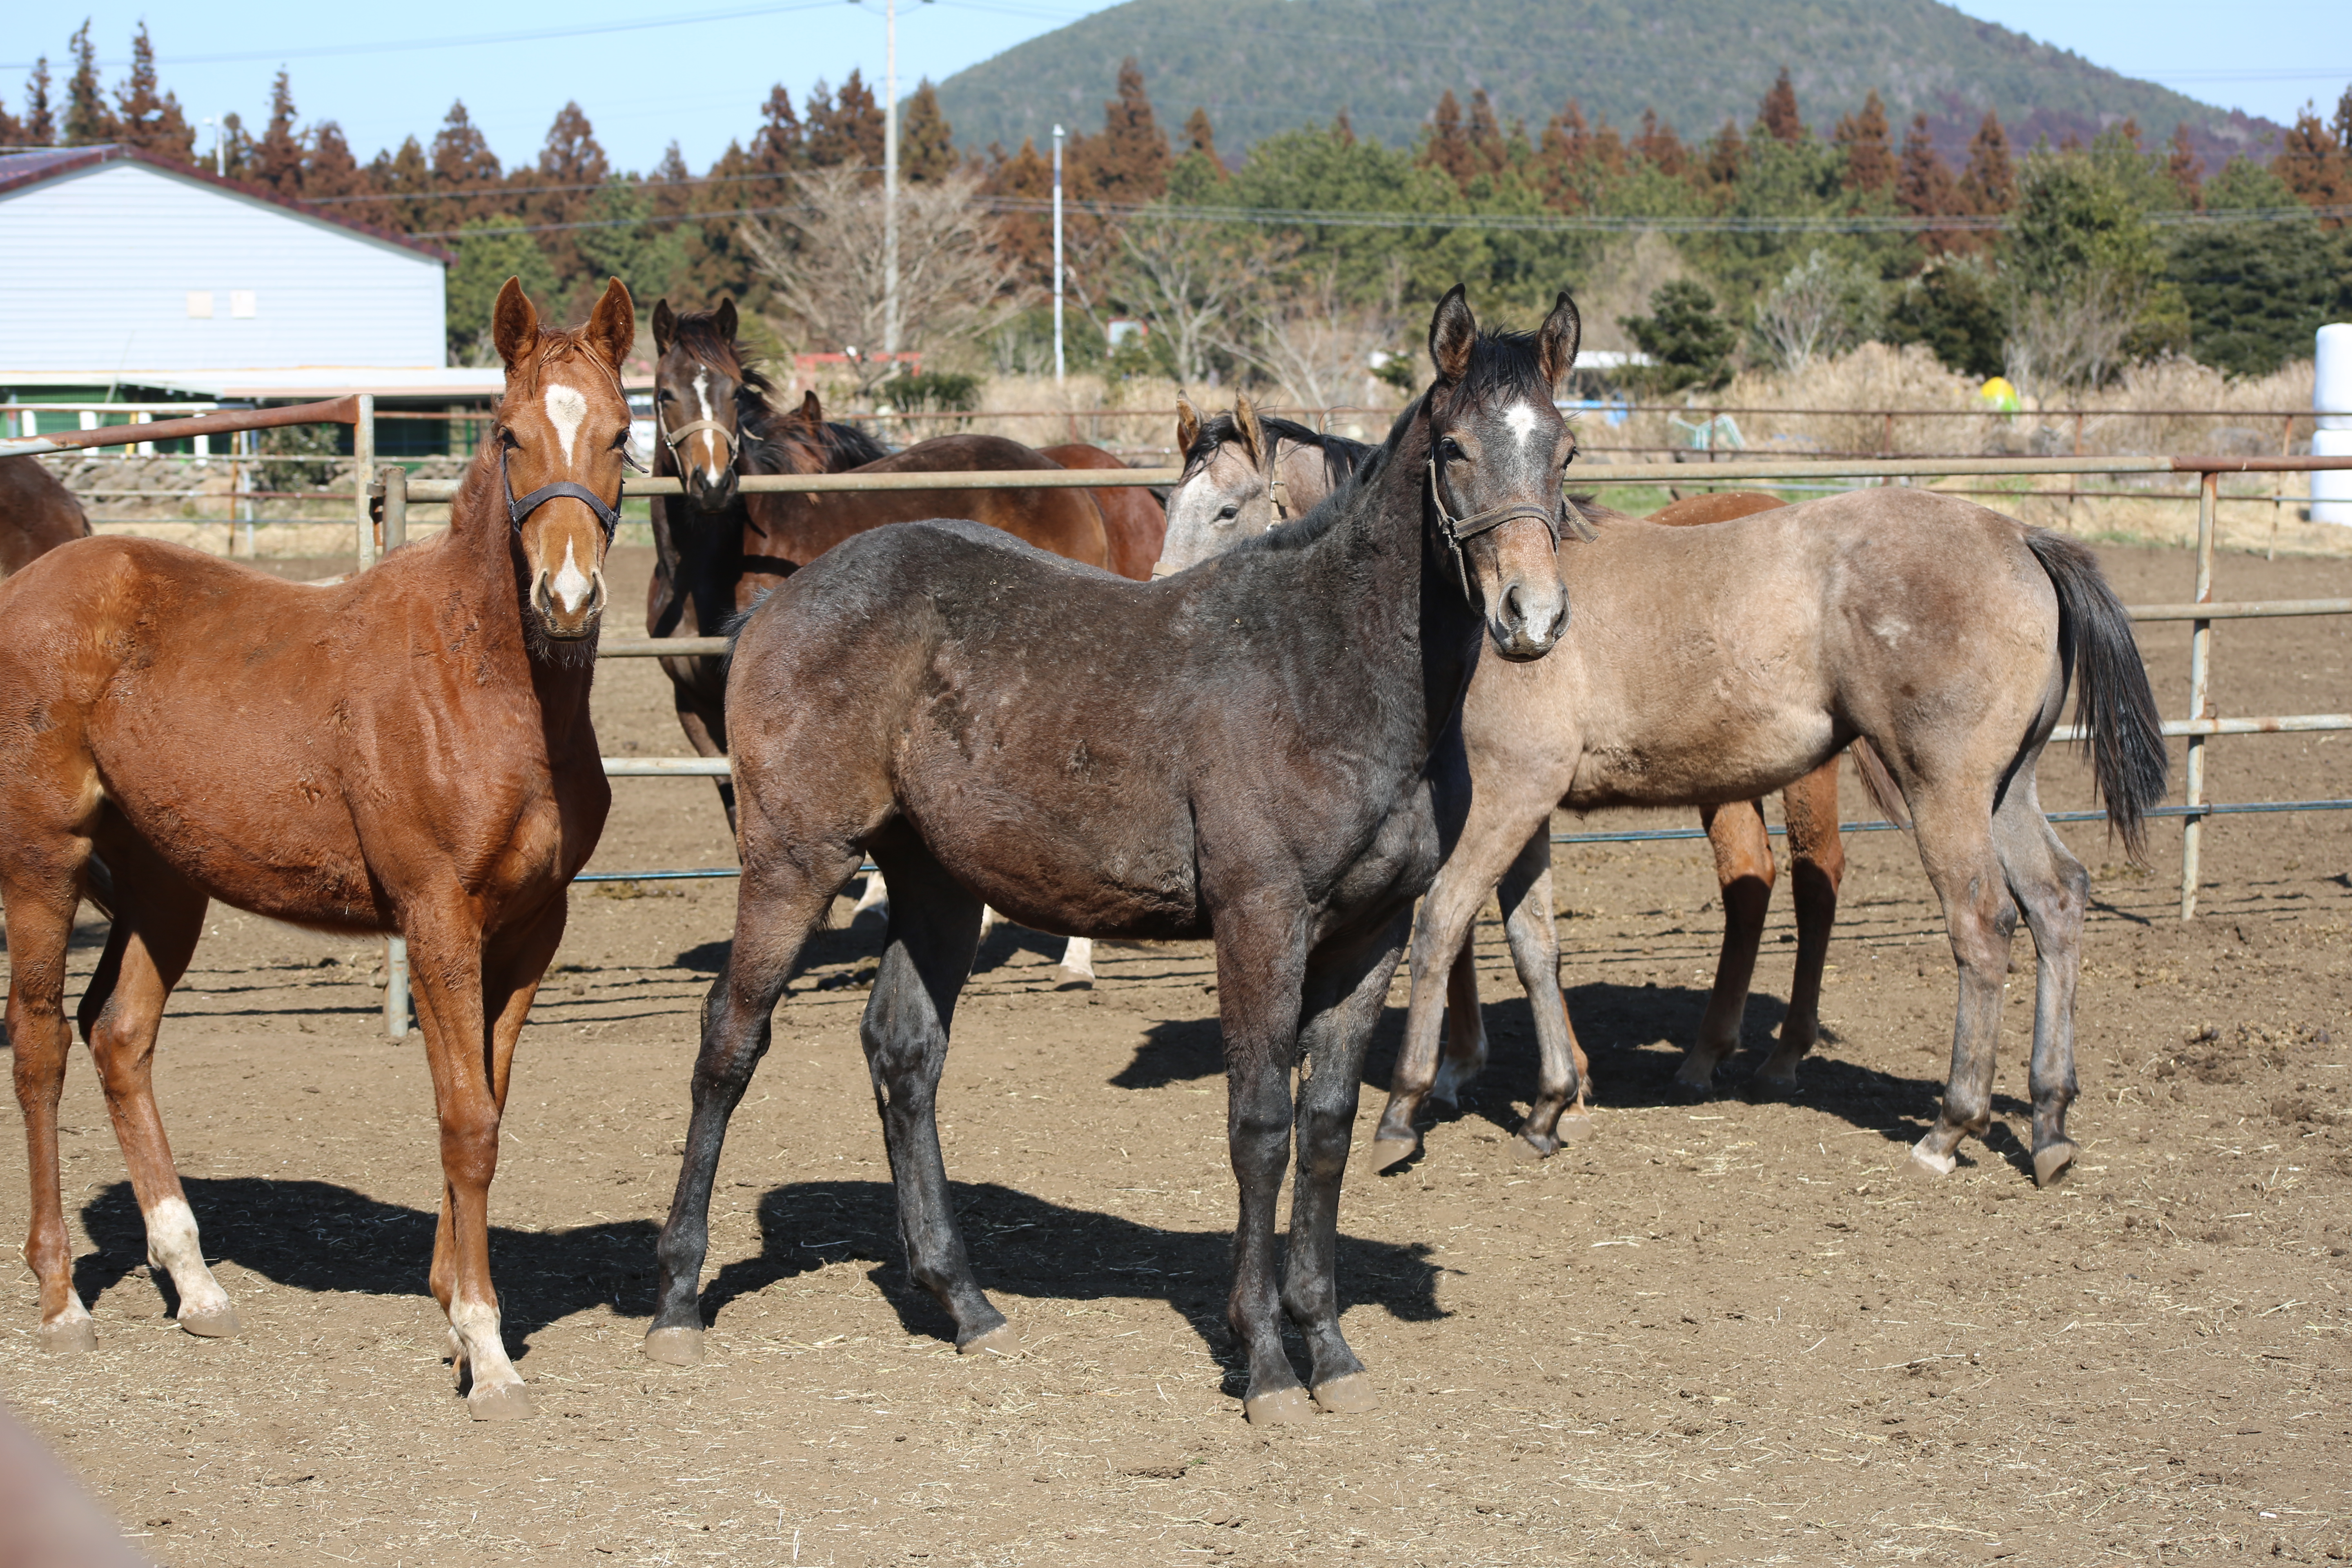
[2024,529,2168,862]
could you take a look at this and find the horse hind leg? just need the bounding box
[1993,778,2089,1186]
[1056,936,1095,987]
[647,836,858,1365]
[1758,757,1846,1087]
[74,860,235,1337]
[855,842,1007,1352]
[6,854,97,1352]
[1907,794,2019,1178]
[1682,800,1773,1091]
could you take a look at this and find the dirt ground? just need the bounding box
[4,539,2350,1567]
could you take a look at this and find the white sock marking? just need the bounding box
[552,539,593,614]
[545,383,588,464]
[1503,400,1539,449]
[146,1196,231,1313]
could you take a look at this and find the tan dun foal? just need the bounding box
[0,277,630,1419]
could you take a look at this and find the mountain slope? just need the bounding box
[936,0,2278,170]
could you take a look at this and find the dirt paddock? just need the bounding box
[4,540,2350,1566]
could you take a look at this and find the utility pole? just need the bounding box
[1052,122,1065,384]
[882,0,899,356]
[202,115,223,176]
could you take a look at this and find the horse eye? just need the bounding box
[1215,505,1238,523]
[1438,437,1463,460]
[655,388,675,403]
[497,428,519,449]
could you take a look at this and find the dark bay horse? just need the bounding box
[0,455,91,578]
[0,277,632,1417]
[1370,492,2165,1184]
[1159,412,1889,1125]
[646,288,1585,1424]
[1037,441,1166,580]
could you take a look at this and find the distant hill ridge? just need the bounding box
[936,0,2280,173]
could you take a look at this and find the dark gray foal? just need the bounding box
[646,288,1590,1423]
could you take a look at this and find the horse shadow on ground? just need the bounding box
[671,915,1081,987]
[74,1176,656,1357]
[696,1178,1445,1399]
[1111,980,2040,1177]
[75,1175,1446,1396]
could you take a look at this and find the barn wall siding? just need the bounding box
[0,163,446,372]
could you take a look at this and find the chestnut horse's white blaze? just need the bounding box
[544,384,588,464]
[552,538,593,615]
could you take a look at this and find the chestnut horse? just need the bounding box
[646,289,1584,1423]
[0,455,91,578]
[1158,408,1891,1123]
[0,277,632,1418]
[1036,441,1166,580]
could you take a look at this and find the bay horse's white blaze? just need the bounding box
[1503,400,1539,449]
[545,384,588,464]
[552,538,593,614]
[692,368,726,487]
[143,1195,233,1325]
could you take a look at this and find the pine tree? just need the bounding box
[529,100,612,298]
[647,142,696,224]
[1833,90,1893,194]
[1895,112,1962,254]
[2273,101,2351,223]
[1180,105,1222,172]
[305,122,394,227]
[1424,89,1474,188]
[252,71,306,196]
[804,71,883,175]
[1704,117,1747,194]
[1085,57,1168,203]
[430,101,506,225]
[1956,110,2014,214]
[23,58,57,145]
[114,22,194,160]
[1757,67,1804,146]
[2165,123,2203,209]
[1332,108,1354,147]
[1466,88,1509,179]
[747,85,803,180]
[369,136,433,232]
[978,136,1056,288]
[900,80,956,183]
[62,22,118,146]
[1635,108,1688,178]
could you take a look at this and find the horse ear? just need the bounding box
[1428,284,1476,385]
[1537,290,1581,391]
[800,388,824,425]
[492,277,539,370]
[587,277,635,370]
[1175,394,1201,458]
[1234,394,1268,472]
[652,298,676,354]
[715,297,738,341]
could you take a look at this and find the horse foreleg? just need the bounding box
[1370,860,1492,1172]
[5,865,95,1353]
[648,843,851,1364]
[670,688,736,835]
[1282,909,1412,1417]
[1760,758,1845,1086]
[1498,829,1588,1153]
[74,858,235,1339]
[852,871,889,917]
[1056,936,1096,986]
[1684,800,1773,1091]
[404,902,531,1419]
[1212,902,1313,1423]
[1429,943,1487,1109]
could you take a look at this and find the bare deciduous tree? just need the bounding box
[1751,249,1878,376]
[742,166,1027,393]
[2002,265,2151,394]
[1228,263,1409,410]
[1111,209,1290,385]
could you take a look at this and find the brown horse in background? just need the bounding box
[1038,442,1165,580]
[0,456,91,578]
[0,277,633,1418]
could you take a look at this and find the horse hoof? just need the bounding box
[178,1302,242,1339]
[2032,1141,2078,1188]
[643,1325,705,1367]
[37,1318,97,1355]
[466,1381,537,1422]
[959,1321,1021,1357]
[1242,1386,1313,1426]
[1511,1130,1558,1162]
[1908,1139,1958,1178]
[1311,1372,1378,1414]
[1370,1135,1419,1174]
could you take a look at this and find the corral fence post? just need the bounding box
[371,445,413,1038]
[2180,469,2218,920]
[352,394,375,573]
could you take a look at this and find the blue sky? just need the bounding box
[8,0,2345,175]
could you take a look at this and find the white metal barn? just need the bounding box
[0,145,449,380]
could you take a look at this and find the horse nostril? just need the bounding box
[1504,583,1526,624]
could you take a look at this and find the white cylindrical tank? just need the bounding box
[2316,325,2352,524]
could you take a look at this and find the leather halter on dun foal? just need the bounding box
[0,276,632,1419]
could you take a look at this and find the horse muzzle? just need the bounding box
[530,563,609,640]
[685,466,739,513]
[1486,574,1568,662]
